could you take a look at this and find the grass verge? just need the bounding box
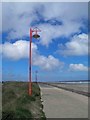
[2,82,46,120]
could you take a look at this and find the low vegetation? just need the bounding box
[2,82,46,120]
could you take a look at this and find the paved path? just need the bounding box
[39,83,88,118]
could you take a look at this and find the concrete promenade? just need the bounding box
[39,83,88,118]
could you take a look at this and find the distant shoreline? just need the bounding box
[1,80,90,83]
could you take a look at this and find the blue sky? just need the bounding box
[1,2,88,82]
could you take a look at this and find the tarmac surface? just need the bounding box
[39,83,88,118]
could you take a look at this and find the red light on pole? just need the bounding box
[29,27,41,96]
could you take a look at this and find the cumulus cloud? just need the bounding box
[69,64,88,71]
[2,40,29,60]
[57,33,88,56]
[33,55,63,71]
[2,3,40,38]
[1,40,63,70]
[38,21,82,46]
[2,2,88,46]
[40,3,87,21]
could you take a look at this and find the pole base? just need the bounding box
[29,88,32,96]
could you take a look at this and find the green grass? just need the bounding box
[2,82,46,120]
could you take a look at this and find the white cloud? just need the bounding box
[69,64,88,71]
[38,21,82,46]
[2,2,88,46]
[33,55,63,71]
[40,3,87,21]
[2,0,89,2]
[1,40,63,70]
[2,40,29,60]
[2,3,40,38]
[57,33,88,56]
